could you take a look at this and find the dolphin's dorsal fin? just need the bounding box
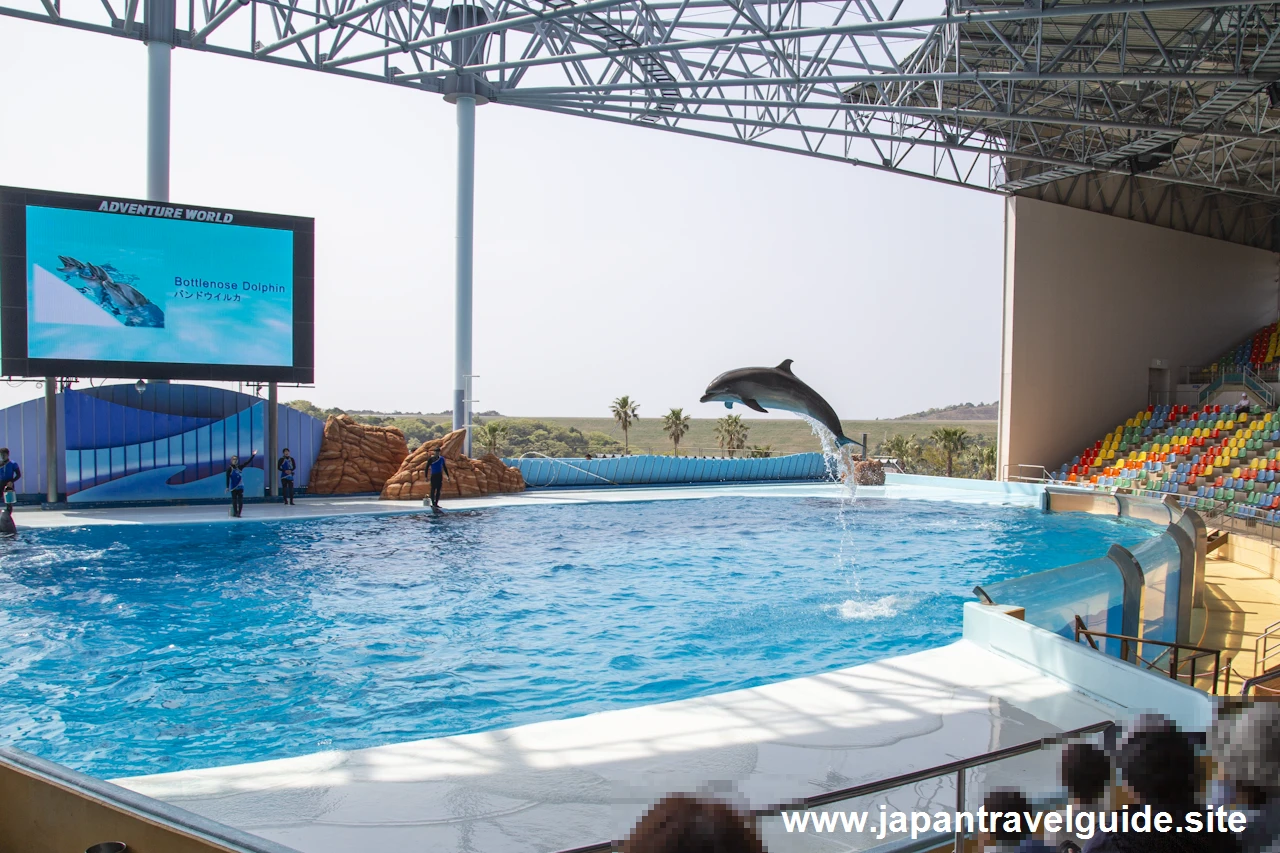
[776,359,794,374]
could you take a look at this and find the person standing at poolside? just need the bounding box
[0,448,20,531]
[0,448,20,503]
[226,450,256,518]
[425,447,449,510]
[277,448,296,505]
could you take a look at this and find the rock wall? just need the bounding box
[308,415,409,495]
[852,460,886,486]
[381,429,526,500]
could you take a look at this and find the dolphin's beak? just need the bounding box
[699,393,715,403]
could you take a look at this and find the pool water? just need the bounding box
[0,496,1157,778]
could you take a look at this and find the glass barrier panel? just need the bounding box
[1129,532,1181,651]
[981,557,1124,649]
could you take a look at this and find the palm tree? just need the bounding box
[476,421,508,457]
[715,414,749,457]
[930,426,969,478]
[610,396,640,455]
[732,417,750,455]
[973,444,997,480]
[881,434,920,473]
[661,407,692,456]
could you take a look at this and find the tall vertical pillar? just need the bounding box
[453,95,476,458]
[44,378,57,504]
[145,0,175,203]
[146,0,175,385]
[445,3,487,460]
[267,382,278,498]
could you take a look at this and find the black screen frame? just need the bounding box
[0,185,314,383]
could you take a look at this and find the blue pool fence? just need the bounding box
[504,452,831,488]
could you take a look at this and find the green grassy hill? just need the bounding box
[485,416,995,456]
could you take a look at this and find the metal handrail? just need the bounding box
[1002,462,1051,482]
[554,720,1114,853]
[1255,619,1280,677]
[1241,668,1280,696]
[1073,616,1226,695]
[1196,365,1276,408]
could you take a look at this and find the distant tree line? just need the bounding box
[878,427,997,479]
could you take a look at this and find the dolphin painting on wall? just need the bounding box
[701,359,857,448]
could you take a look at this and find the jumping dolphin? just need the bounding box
[700,359,856,447]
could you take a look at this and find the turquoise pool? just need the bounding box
[0,496,1158,777]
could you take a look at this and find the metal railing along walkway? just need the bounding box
[554,720,1114,853]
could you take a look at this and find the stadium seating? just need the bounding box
[1053,403,1280,522]
[1205,321,1280,372]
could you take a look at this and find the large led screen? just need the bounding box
[0,187,314,382]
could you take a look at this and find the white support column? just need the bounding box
[267,382,278,498]
[146,0,175,384]
[44,378,57,504]
[146,39,171,203]
[454,95,476,458]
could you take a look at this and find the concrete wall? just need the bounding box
[999,197,1280,478]
[0,748,298,853]
[964,603,1214,731]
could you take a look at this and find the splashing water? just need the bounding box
[832,595,903,621]
[801,415,862,593]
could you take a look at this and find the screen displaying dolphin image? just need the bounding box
[0,186,314,381]
[24,205,294,366]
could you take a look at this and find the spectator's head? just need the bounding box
[1210,702,1280,807]
[282,448,291,456]
[0,447,8,461]
[623,794,763,853]
[982,789,1032,848]
[1116,714,1199,808]
[1061,742,1111,806]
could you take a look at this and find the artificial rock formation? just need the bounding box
[381,428,525,500]
[852,459,886,486]
[308,415,409,495]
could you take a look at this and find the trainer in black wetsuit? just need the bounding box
[426,448,449,509]
[225,451,256,518]
[277,448,296,505]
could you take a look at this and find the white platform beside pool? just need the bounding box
[11,475,1043,529]
[115,639,1114,853]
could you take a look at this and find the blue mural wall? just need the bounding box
[0,383,325,502]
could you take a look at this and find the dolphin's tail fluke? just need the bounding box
[835,434,856,448]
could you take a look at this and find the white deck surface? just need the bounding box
[117,640,1115,853]
[12,479,1040,529]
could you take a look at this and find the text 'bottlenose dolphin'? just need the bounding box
[700,360,856,447]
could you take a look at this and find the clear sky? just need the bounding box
[0,16,1004,420]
